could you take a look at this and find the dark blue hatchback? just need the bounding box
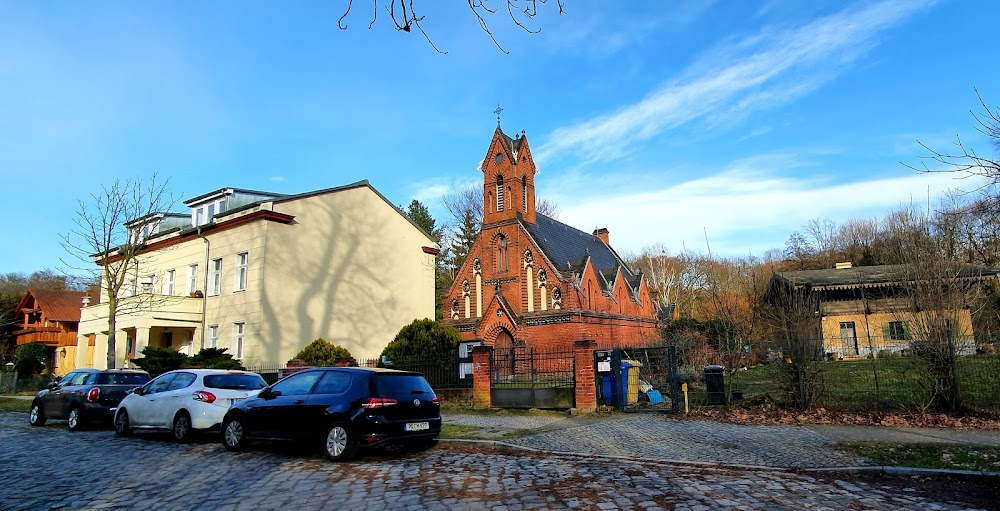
[220,367,441,461]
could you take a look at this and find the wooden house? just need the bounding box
[14,288,86,375]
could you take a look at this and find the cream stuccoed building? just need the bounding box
[76,181,438,370]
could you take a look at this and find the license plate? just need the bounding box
[404,422,429,432]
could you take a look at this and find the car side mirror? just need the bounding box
[131,387,144,396]
[47,381,59,390]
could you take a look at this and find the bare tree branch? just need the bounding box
[334,0,564,53]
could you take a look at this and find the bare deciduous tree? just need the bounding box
[337,0,566,54]
[761,273,825,410]
[440,184,559,279]
[61,176,174,369]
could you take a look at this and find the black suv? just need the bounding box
[221,367,441,461]
[29,368,151,431]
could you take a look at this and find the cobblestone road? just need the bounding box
[0,413,990,510]
[444,414,868,468]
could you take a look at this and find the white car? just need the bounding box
[114,369,267,442]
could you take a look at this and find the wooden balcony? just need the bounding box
[14,327,79,347]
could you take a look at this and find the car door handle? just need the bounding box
[294,400,304,404]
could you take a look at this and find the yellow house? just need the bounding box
[14,288,86,376]
[767,263,999,358]
[77,181,438,370]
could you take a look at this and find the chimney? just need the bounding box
[593,228,609,245]
[835,262,853,269]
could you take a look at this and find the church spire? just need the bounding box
[481,121,537,225]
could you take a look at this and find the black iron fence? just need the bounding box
[610,346,678,413]
[361,355,474,390]
[678,337,1000,413]
[490,346,575,389]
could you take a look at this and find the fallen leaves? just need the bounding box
[685,407,1000,430]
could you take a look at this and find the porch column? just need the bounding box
[75,335,88,369]
[93,333,109,370]
[472,345,493,409]
[135,327,151,359]
[573,339,597,413]
[112,330,128,369]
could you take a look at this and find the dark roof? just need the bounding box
[522,213,635,289]
[499,129,527,155]
[19,288,85,322]
[773,264,1000,290]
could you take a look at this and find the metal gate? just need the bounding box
[490,346,575,409]
[597,346,678,413]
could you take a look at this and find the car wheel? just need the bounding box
[29,403,46,427]
[67,406,85,432]
[172,412,193,443]
[222,416,248,451]
[406,438,438,453]
[322,422,358,462]
[114,409,132,437]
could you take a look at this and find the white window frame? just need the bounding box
[207,325,219,349]
[187,264,199,295]
[235,252,248,292]
[210,258,223,296]
[164,270,175,296]
[232,322,245,360]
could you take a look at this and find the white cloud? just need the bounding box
[552,155,976,258]
[535,0,937,164]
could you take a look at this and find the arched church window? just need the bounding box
[474,258,482,274]
[552,287,562,309]
[538,269,547,284]
[523,250,533,267]
[462,280,470,297]
[497,236,508,272]
[451,300,459,319]
[496,175,505,211]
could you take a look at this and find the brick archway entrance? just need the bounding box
[494,328,515,378]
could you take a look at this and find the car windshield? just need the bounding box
[96,373,150,385]
[203,373,267,390]
[374,374,434,395]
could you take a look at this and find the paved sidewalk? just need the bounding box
[443,412,1000,469]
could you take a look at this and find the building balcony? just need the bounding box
[79,294,204,332]
[14,326,79,347]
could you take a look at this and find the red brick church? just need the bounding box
[442,126,660,352]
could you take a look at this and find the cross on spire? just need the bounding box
[494,103,503,127]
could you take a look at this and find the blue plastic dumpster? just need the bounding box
[601,375,616,405]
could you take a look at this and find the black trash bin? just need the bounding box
[704,365,725,405]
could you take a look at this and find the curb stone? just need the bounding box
[441,438,1000,479]
[804,465,1000,478]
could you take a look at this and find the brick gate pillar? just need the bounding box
[472,345,494,409]
[573,339,597,413]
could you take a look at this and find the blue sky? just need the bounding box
[1,0,997,275]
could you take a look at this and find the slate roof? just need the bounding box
[500,130,527,155]
[19,288,85,323]
[522,213,636,292]
[773,264,1000,290]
